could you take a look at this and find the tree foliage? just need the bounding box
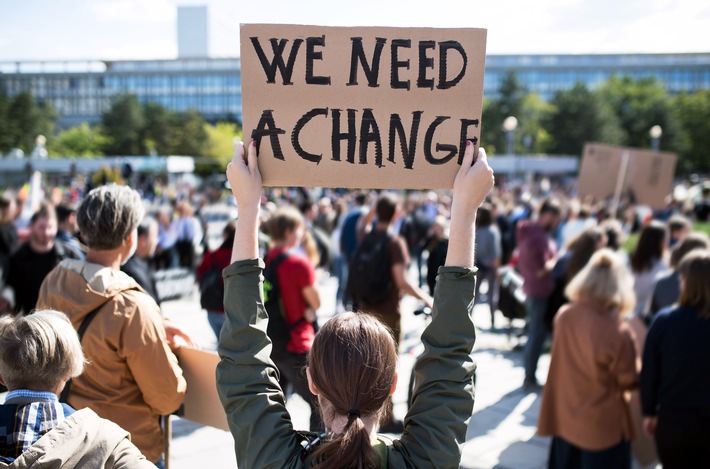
[547,83,624,155]
[0,92,56,154]
[674,90,710,173]
[101,94,146,155]
[50,123,108,157]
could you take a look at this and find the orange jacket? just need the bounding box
[38,259,186,463]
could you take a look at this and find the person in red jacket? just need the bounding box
[197,221,236,338]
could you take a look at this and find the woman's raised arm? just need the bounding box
[226,140,262,262]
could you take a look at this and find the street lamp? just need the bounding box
[649,125,662,152]
[502,116,518,179]
[502,116,518,155]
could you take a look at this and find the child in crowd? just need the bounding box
[0,310,153,468]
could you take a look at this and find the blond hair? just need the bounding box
[0,310,85,391]
[565,248,636,316]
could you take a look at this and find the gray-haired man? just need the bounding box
[37,184,187,467]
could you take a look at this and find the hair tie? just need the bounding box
[347,408,361,419]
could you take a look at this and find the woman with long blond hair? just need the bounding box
[641,249,710,468]
[538,249,638,468]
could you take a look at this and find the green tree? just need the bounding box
[481,71,527,154]
[0,94,12,154]
[50,123,108,157]
[675,90,710,173]
[5,92,56,153]
[518,93,554,154]
[142,102,172,155]
[204,121,242,163]
[546,83,625,156]
[167,109,208,156]
[599,76,685,153]
[102,94,146,155]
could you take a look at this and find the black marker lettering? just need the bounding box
[331,109,358,163]
[251,110,286,160]
[359,109,383,165]
[437,41,467,90]
[389,111,423,169]
[348,37,386,87]
[250,37,303,85]
[417,41,435,90]
[391,39,411,90]
[305,36,331,85]
[458,118,480,164]
[424,116,456,165]
[292,108,328,164]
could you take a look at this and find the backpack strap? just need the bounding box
[59,298,112,404]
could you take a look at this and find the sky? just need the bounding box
[0,0,708,62]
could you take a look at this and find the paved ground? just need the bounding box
[163,273,557,469]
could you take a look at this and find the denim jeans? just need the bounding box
[207,311,226,339]
[524,296,549,384]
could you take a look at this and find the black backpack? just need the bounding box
[200,265,224,311]
[263,252,303,355]
[347,230,394,305]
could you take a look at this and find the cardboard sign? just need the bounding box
[176,347,229,431]
[240,24,487,189]
[578,143,677,209]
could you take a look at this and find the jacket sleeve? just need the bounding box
[391,266,477,469]
[640,314,665,416]
[216,258,305,469]
[120,292,187,416]
[108,437,156,469]
[612,322,639,391]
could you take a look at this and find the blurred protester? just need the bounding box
[154,207,179,270]
[0,309,153,468]
[539,249,637,469]
[121,217,160,303]
[4,204,81,315]
[425,215,449,296]
[648,232,710,318]
[558,201,595,248]
[264,206,322,432]
[692,185,710,222]
[474,203,501,328]
[641,249,710,468]
[174,200,203,270]
[629,221,668,322]
[516,199,561,391]
[547,227,607,331]
[600,219,627,254]
[313,197,336,234]
[55,203,85,259]
[0,196,19,304]
[338,191,369,309]
[299,200,332,271]
[197,221,236,339]
[666,214,691,248]
[398,193,432,288]
[36,185,187,467]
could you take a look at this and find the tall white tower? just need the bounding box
[178,6,209,58]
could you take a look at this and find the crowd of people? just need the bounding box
[0,146,709,467]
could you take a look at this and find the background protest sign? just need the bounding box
[578,142,677,209]
[240,24,487,189]
[176,347,229,431]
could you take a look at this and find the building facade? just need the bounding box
[1,52,708,128]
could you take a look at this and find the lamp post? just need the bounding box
[502,116,518,178]
[649,125,662,152]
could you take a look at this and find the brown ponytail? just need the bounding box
[307,313,397,468]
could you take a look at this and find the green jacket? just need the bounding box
[216,259,477,468]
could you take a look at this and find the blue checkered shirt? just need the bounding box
[0,390,75,462]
